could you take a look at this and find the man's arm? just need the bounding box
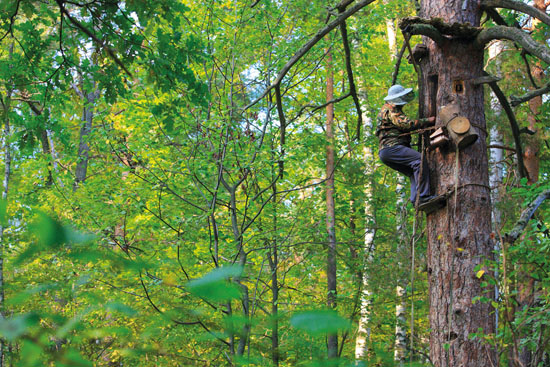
[390,111,435,131]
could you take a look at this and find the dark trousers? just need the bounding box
[379,145,430,203]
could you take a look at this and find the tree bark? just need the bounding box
[74,88,99,191]
[325,49,338,360]
[0,93,10,367]
[418,2,496,366]
[384,18,409,365]
[518,3,546,365]
[354,98,375,365]
[488,40,505,335]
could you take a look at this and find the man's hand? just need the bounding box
[426,116,436,125]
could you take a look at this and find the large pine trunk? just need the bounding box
[418,2,496,366]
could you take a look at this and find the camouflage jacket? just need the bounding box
[376,103,427,149]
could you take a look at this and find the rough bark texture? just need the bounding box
[74,89,99,191]
[419,2,496,366]
[325,50,338,359]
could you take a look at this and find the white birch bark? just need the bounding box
[354,112,375,364]
[394,177,408,365]
[384,16,409,365]
[488,41,504,330]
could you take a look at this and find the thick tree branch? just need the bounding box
[401,23,445,45]
[338,19,362,141]
[510,82,550,107]
[504,189,550,244]
[474,26,550,64]
[55,0,132,77]
[400,17,481,43]
[481,0,550,28]
[484,71,529,179]
[244,0,376,110]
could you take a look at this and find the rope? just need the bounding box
[399,125,438,137]
[446,146,460,367]
[409,136,426,366]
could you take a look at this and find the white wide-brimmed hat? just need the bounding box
[383,84,413,105]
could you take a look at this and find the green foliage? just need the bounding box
[0,0,547,366]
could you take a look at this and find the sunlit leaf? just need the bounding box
[290,310,351,335]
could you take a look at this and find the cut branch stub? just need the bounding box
[439,104,478,150]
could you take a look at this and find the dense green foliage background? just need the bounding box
[0,0,548,366]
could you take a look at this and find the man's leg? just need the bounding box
[379,145,430,202]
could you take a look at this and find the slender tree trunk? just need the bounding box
[419,2,496,366]
[354,136,375,364]
[384,16,409,365]
[74,88,99,191]
[488,40,504,336]
[0,44,14,367]
[269,159,279,366]
[518,4,546,365]
[522,0,544,186]
[394,177,408,365]
[325,49,338,360]
[0,92,11,367]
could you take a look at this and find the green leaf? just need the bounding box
[0,313,40,341]
[186,265,243,302]
[290,310,351,335]
[106,302,137,317]
[0,199,6,226]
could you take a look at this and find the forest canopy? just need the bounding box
[0,0,548,366]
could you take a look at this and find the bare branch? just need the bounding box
[275,84,286,179]
[481,0,550,28]
[391,42,408,86]
[338,19,362,141]
[0,0,21,42]
[244,0,377,110]
[510,81,550,106]
[504,189,550,244]
[484,71,529,179]
[521,51,539,89]
[475,26,550,64]
[487,144,517,152]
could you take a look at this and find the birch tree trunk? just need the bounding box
[384,15,409,366]
[418,2,496,366]
[325,49,338,360]
[488,40,504,333]
[354,107,375,363]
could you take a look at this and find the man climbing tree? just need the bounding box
[396,0,550,365]
[376,84,436,207]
